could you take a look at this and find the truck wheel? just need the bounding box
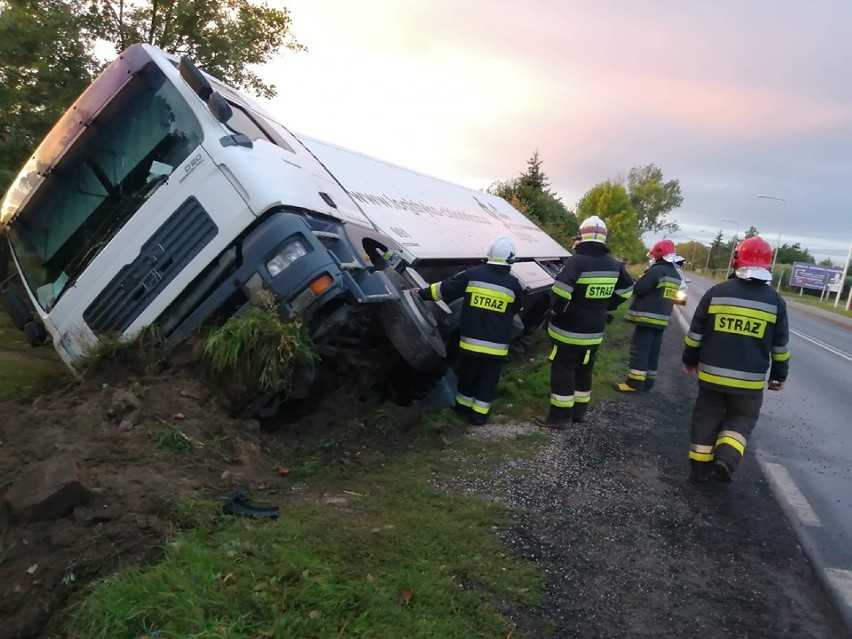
[1,290,33,331]
[23,320,47,347]
[379,269,446,372]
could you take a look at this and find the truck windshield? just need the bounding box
[7,60,203,310]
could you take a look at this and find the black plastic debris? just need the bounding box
[222,485,279,519]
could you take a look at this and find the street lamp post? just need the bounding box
[696,230,713,273]
[835,240,852,308]
[721,219,740,277]
[757,194,788,290]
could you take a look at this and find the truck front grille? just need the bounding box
[83,197,218,334]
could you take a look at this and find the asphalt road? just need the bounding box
[677,272,852,629]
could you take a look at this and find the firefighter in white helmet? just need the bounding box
[535,216,634,428]
[417,236,524,425]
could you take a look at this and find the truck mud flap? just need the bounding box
[379,269,446,372]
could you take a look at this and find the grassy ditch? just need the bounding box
[0,314,70,402]
[64,436,544,639]
[59,305,635,638]
[6,287,636,638]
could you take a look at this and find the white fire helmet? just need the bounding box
[578,216,608,244]
[487,236,517,265]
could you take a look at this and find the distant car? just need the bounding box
[674,265,689,305]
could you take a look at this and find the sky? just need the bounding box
[253,0,852,263]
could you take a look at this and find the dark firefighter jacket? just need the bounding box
[548,243,634,348]
[419,263,524,358]
[682,276,790,394]
[625,260,683,329]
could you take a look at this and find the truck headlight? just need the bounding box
[267,241,307,277]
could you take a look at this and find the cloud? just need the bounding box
[256,0,852,259]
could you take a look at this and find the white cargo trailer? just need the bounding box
[0,43,569,407]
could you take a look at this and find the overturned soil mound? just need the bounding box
[0,353,424,639]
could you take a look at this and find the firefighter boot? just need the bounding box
[690,465,714,483]
[534,411,570,431]
[714,459,733,483]
[614,382,640,393]
[572,402,588,424]
[643,378,655,392]
[453,402,471,419]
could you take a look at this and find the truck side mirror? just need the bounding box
[207,92,233,124]
[178,56,213,100]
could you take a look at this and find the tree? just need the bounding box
[0,0,304,192]
[818,258,837,267]
[575,181,645,263]
[87,0,305,98]
[706,230,726,271]
[0,0,95,188]
[675,241,708,271]
[518,149,552,194]
[744,226,759,238]
[487,152,578,249]
[625,164,683,234]
[775,242,814,265]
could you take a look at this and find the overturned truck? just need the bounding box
[0,44,570,409]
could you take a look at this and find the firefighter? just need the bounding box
[614,239,684,392]
[534,216,634,428]
[417,236,524,425]
[682,235,790,483]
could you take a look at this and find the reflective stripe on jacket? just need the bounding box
[548,243,634,347]
[624,261,682,329]
[682,276,790,394]
[419,263,524,358]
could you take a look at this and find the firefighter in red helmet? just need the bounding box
[614,238,684,392]
[682,235,790,483]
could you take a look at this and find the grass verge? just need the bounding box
[781,293,852,318]
[0,315,70,402]
[64,440,543,639]
[0,356,71,402]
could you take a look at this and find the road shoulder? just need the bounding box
[453,320,847,637]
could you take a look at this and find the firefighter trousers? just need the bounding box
[688,387,763,476]
[547,344,598,423]
[455,353,504,425]
[626,325,665,390]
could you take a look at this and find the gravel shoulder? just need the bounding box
[447,325,847,638]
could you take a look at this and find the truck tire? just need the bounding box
[23,320,47,347]
[379,268,446,372]
[1,289,33,331]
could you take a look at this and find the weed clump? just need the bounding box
[77,324,167,377]
[202,293,317,398]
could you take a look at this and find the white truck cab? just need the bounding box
[0,44,570,404]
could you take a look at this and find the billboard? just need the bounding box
[789,262,844,292]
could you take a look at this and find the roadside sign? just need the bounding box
[789,262,844,291]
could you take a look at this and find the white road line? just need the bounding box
[824,569,852,610]
[790,328,852,363]
[674,305,690,333]
[757,460,822,527]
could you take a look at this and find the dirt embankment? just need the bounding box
[0,342,419,639]
[0,366,277,637]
